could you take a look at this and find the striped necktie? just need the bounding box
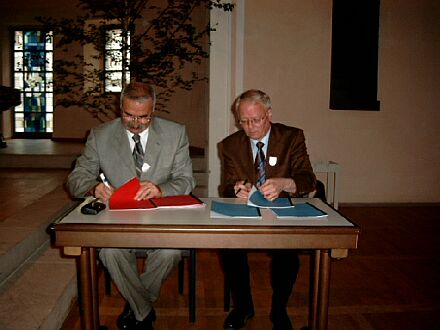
[132,134,144,177]
[255,141,266,187]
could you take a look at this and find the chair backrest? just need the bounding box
[311,161,340,209]
[312,180,327,202]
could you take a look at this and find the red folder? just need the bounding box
[109,177,204,210]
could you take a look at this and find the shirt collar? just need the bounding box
[127,127,150,150]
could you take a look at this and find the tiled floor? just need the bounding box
[0,168,70,223]
[0,139,84,156]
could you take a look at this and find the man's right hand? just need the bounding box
[234,180,252,199]
[93,182,114,202]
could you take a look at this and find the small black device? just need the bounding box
[80,199,106,215]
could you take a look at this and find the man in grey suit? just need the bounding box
[67,82,195,330]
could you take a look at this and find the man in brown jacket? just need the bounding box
[219,89,316,330]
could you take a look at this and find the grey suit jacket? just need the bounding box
[67,117,195,198]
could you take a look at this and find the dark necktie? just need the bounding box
[255,141,266,187]
[132,134,144,177]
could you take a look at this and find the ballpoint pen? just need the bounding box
[236,179,248,195]
[99,173,111,188]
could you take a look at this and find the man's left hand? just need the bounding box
[259,178,296,201]
[135,180,162,200]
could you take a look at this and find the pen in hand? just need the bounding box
[236,179,248,195]
[100,173,111,188]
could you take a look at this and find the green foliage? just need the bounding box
[36,0,233,120]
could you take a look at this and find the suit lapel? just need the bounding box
[144,119,162,169]
[112,120,136,176]
[236,132,255,181]
[266,124,281,178]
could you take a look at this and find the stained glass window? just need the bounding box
[105,29,130,92]
[13,30,53,134]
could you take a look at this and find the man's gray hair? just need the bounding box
[234,89,272,114]
[120,82,156,110]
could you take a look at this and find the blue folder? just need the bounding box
[248,189,293,208]
[271,203,327,218]
[211,200,261,218]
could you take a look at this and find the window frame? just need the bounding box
[104,25,131,93]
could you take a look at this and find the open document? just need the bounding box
[247,186,294,208]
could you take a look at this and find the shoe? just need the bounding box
[130,308,156,330]
[117,303,135,329]
[271,309,293,330]
[117,304,156,330]
[224,309,255,329]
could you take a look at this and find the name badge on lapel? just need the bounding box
[142,162,151,173]
[269,156,277,166]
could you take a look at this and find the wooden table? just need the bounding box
[53,198,359,330]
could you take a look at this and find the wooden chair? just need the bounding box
[103,249,197,322]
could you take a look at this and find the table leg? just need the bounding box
[79,248,101,330]
[317,249,331,330]
[308,250,321,330]
[189,249,197,322]
[79,248,94,330]
[90,248,100,329]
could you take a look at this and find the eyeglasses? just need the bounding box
[238,114,267,127]
[122,111,152,122]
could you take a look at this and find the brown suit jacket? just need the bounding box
[219,123,316,197]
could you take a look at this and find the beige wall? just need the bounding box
[2,0,439,203]
[232,0,439,203]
